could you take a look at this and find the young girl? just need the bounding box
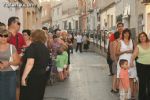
[55,45,68,81]
[119,59,130,100]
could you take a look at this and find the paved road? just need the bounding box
[44,52,118,100]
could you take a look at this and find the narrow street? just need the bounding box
[44,52,118,100]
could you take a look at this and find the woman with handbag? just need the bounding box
[0,29,20,100]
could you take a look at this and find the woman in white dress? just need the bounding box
[116,28,137,99]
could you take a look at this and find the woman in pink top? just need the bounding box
[119,59,130,100]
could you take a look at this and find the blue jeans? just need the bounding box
[0,71,16,100]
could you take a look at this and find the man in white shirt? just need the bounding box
[76,33,83,52]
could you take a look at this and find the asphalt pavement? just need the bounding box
[44,51,118,100]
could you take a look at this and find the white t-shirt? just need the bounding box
[76,35,83,43]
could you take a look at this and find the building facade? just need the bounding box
[23,0,42,30]
[86,0,99,32]
[51,0,79,32]
[143,0,150,34]
[62,0,79,32]
[41,0,52,28]
[116,0,150,37]
[98,0,116,31]
[51,1,63,29]
[78,0,87,32]
[0,0,42,31]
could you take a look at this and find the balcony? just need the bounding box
[142,0,150,4]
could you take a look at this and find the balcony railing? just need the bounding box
[142,0,150,4]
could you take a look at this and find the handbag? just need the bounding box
[9,45,19,71]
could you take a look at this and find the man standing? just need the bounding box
[108,22,124,95]
[7,16,26,100]
[107,22,124,75]
[109,22,124,42]
[8,17,26,54]
[76,33,83,53]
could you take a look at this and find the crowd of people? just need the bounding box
[107,22,150,100]
[0,16,74,100]
[1,16,150,100]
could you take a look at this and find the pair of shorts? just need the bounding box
[57,68,63,72]
[64,65,67,69]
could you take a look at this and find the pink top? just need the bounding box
[119,68,130,90]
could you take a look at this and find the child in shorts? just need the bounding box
[119,59,130,100]
[55,45,68,81]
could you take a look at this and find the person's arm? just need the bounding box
[21,58,34,86]
[47,39,52,51]
[116,41,121,56]
[130,46,139,67]
[110,42,114,61]
[116,41,131,56]
[9,52,20,66]
[114,41,120,63]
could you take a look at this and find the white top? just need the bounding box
[76,35,83,43]
[117,39,137,78]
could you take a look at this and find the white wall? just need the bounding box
[15,8,23,32]
[0,0,16,26]
[145,5,150,34]
[0,0,23,32]
[52,4,62,29]
[100,6,116,30]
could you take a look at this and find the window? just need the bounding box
[138,14,144,33]
[76,20,78,29]
[57,8,59,15]
[111,15,113,27]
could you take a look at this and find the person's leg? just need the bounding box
[79,43,82,52]
[16,88,20,100]
[132,78,138,99]
[145,66,150,100]
[120,89,125,100]
[111,63,117,92]
[76,43,79,52]
[15,70,20,100]
[60,71,64,80]
[112,75,117,91]
[66,65,70,77]
[129,78,134,98]
[70,46,73,53]
[0,71,16,100]
[137,63,146,100]
[63,68,67,79]
[58,71,64,81]
[125,90,128,100]
[108,63,113,75]
[28,74,47,100]
[147,72,150,100]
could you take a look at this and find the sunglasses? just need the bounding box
[0,34,8,38]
